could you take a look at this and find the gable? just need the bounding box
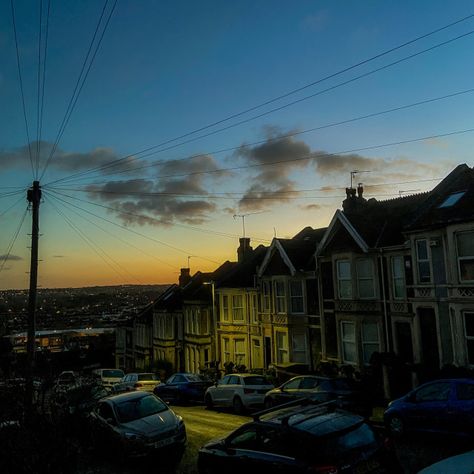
[323,224,365,253]
[262,251,292,276]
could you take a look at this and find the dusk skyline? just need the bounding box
[1,0,474,289]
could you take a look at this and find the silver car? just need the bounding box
[89,391,186,457]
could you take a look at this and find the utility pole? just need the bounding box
[26,180,41,414]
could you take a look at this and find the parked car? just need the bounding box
[153,373,212,404]
[264,375,362,410]
[384,378,474,437]
[198,400,401,474]
[113,373,160,393]
[204,374,274,414]
[417,450,474,473]
[92,368,125,391]
[88,391,186,458]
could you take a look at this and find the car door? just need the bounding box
[295,377,321,399]
[409,381,452,432]
[213,376,230,404]
[168,374,187,401]
[448,381,474,435]
[276,377,303,404]
[223,424,301,474]
[92,402,122,449]
[224,376,241,406]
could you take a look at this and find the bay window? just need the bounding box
[356,259,375,299]
[232,295,244,321]
[416,239,431,283]
[290,280,304,313]
[337,260,352,299]
[275,281,286,313]
[457,231,474,282]
[341,321,356,363]
[391,256,405,299]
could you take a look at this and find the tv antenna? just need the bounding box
[350,170,371,188]
[233,211,266,238]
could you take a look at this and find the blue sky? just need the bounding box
[1,0,473,289]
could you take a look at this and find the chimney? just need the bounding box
[237,237,253,263]
[179,268,191,287]
[343,185,367,214]
[357,183,363,198]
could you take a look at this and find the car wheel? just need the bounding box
[264,398,273,409]
[205,393,214,409]
[233,396,244,414]
[388,414,404,437]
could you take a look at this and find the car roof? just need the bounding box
[105,391,152,403]
[259,404,364,436]
[225,373,267,378]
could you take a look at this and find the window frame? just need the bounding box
[415,239,431,284]
[463,311,474,366]
[340,321,357,364]
[275,331,289,364]
[289,280,305,314]
[337,260,352,300]
[456,231,474,283]
[232,294,244,322]
[361,321,380,365]
[262,281,272,313]
[356,258,376,299]
[222,295,230,322]
[274,280,286,314]
[234,338,246,366]
[391,256,405,299]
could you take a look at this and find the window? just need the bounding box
[415,382,451,402]
[262,281,271,312]
[356,259,375,299]
[223,338,230,363]
[341,321,356,364]
[361,322,380,364]
[282,378,301,390]
[457,231,474,282]
[456,383,474,400]
[337,261,352,299]
[251,294,258,324]
[438,191,465,208]
[275,281,286,313]
[464,311,474,365]
[416,239,431,283]
[276,331,289,363]
[232,295,244,321]
[222,295,229,321]
[391,256,405,299]
[290,281,304,313]
[234,339,246,366]
[291,333,307,363]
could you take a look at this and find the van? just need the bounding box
[93,368,124,390]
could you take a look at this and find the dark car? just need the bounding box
[198,400,400,474]
[88,391,186,458]
[384,378,474,437]
[154,373,212,404]
[264,375,362,410]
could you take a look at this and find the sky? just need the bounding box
[1,0,474,289]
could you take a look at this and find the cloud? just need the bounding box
[0,142,146,176]
[300,203,322,211]
[0,254,22,261]
[85,155,228,225]
[53,255,65,258]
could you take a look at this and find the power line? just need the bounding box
[49,128,474,185]
[0,196,26,218]
[10,0,35,180]
[35,0,43,175]
[39,0,118,181]
[45,188,272,242]
[44,87,474,187]
[46,192,177,270]
[0,206,28,274]
[44,18,474,187]
[44,190,223,263]
[37,0,52,176]
[46,194,144,285]
[0,189,27,200]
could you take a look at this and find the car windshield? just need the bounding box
[115,395,168,423]
[244,376,269,386]
[137,373,159,381]
[320,424,378,456]
[186,374,204,382]
[103,370,124,378]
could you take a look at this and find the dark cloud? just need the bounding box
[300,203,322,211]
[85,156,228,225]
[0,254,22,261]
[0,142,146,176]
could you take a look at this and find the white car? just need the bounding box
[113,373,160,393]
[93,368,125,391]
[204,374,274,414]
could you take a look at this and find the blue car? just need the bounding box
[384,378,474,437]
[153,373,212,404]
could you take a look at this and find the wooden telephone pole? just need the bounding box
[26,180,41,412]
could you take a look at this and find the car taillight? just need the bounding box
[243,388,255,394]
[134,383,143,388]
[310,466,338,474]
